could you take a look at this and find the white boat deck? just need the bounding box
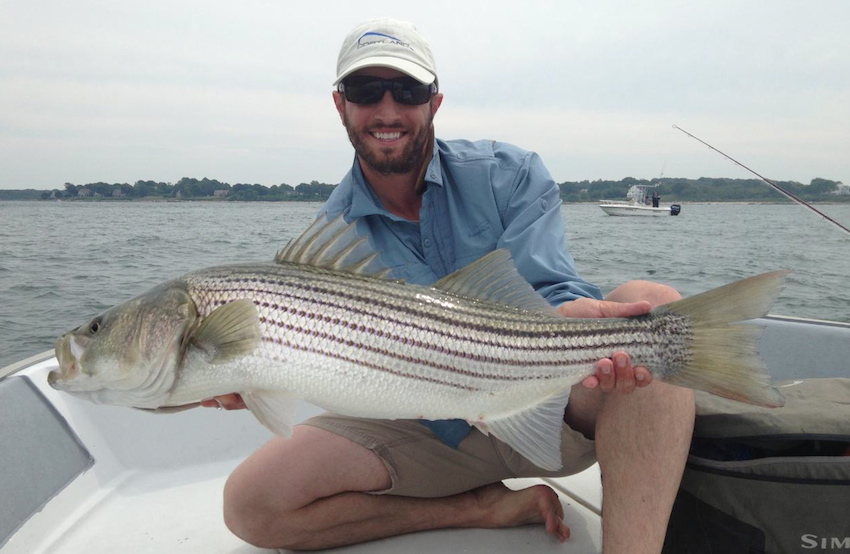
[6,315,846,553]
[1,356,602,554]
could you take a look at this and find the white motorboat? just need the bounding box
[599,185,681,217]
[2,314,847,553]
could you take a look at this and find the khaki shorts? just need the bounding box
[302,414,597,498]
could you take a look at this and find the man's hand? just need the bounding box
[556,296,652,319]
[200,393,246,410]
[557,297,654,393]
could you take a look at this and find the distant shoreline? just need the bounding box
[2,174,848,205]
[0,195,328,203]
[3,198,848,206]
[0,177,850,205]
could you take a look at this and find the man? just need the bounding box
[214,18,694,553]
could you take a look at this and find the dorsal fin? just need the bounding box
[433,249,558,315]
[275,214,390,278]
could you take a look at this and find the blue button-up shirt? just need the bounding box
[318,138,602,447]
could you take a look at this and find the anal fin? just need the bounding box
[474,390,571,471]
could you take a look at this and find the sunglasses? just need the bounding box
[338,76,436,106]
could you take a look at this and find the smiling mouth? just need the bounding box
[371,131,403,141]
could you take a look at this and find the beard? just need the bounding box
[343,112,433,175]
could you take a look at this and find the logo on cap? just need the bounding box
[357,31,414,51]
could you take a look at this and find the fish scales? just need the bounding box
[189,263,653,347]
[182,262,680,396]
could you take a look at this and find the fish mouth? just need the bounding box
[49,334,79,388]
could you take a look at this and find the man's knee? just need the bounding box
[221,425,392,548]
[223,472,317,549]
[223,467,278,547]
[221,436,309,548]
[222,483,260,546]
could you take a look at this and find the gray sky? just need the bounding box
[1,0,848,190]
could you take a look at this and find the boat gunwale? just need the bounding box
[0,349,55,381]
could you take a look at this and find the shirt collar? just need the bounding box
[423,142,444,188]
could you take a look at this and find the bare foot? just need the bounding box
[469,482,570,542]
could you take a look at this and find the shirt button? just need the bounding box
[423,239,432,247]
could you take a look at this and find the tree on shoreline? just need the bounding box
[31,177,338,202]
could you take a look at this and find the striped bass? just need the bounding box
[50,215,786,470]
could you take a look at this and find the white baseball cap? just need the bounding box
[334,18,437,88]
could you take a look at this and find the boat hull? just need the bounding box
[599,204,673,216]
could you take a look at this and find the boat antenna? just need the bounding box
[673,124,850,237]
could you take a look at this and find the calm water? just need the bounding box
[1,201,848,369]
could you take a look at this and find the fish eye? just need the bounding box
[88,319,102,334]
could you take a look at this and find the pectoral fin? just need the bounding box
[241,391,298,437]
[190,299,261,364]
[474,390,571,471]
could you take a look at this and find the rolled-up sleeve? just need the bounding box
[495,150,602,305]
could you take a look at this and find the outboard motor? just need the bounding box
[670,204,681,216]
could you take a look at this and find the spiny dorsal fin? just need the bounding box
[190,299,262,364]
[275,214,390,278]
[433,249,558,314]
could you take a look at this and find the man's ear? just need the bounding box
[332,91,346,124]
[430,92,444,117]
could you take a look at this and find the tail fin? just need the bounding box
[656,270,790,408]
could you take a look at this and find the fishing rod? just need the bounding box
[672,124,850,237]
